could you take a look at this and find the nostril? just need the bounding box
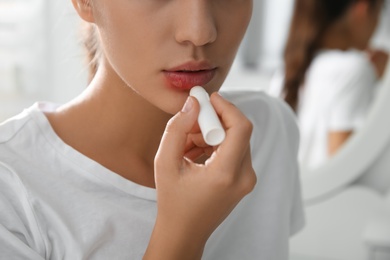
[174,13,217,46]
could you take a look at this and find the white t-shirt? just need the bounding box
[269,49,377,169]
[0,90,304,260]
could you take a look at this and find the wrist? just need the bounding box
[144,216,208,260]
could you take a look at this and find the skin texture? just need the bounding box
[368,49,389,78]
[48,0,255,259]
[320,0,386,155]
[328,131,353,156]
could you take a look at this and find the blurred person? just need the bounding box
[0,0,304,259]
[270,0,388,169]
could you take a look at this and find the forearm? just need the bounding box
[328,131,353,156]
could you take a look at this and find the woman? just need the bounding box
[271,0,388,169]
[0,0,304,259]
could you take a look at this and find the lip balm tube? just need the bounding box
[190,86,226,146]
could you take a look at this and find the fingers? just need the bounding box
[184,132,209,152]
[184,130,213,162]
[157,91,253,182]
[155,97,200,174]
[209,93,253,171]
[184,146,214,162]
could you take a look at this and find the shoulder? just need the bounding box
[0,108,33,144]
[220,90,305,236]
[221,89,297,124]
[311,49,376,77]
[221,89,299,155]
[0,109,35,204]
[0,104,46,180]
[0,103,54,160]
[307,50,377,94]
[0,106,37,171]
[0,106,50,255]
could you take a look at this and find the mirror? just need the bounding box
[267,0,390,173]
[299,0,390,201]
[301,59,390,204]
[258,3,390,259]
[289,61,390,260]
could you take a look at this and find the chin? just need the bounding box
[159,100,185,116]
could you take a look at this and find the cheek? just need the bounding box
[220,2,252,44]
[96,3,158,58]
[216,10,252,61]
[98,14,162,84]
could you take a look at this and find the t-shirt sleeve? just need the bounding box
[220,91,306,244]
[0,162,46,259]
[275,99,306,236]
[328,56,377,131]
[289,165,305,236]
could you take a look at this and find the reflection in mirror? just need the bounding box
[268,0,389,171]
[293,51,390,260]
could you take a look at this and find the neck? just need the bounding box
[319,21,352,51]
[46,64,172,187]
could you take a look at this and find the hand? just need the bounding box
[367,49,389,78]
[144,93,257,260]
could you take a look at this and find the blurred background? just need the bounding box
[1,1,390,260]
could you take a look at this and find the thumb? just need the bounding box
[155,96,200,173]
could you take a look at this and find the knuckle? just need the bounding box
[154,154,165,172]
[154,149,174,172]
[154,154,162,168]
[244,119,254,134]
[165,116,179,133]
[237,118,253,136]
[240,170,257,195]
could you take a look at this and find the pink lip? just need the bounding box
[163,61,217,90]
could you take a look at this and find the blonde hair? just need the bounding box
[82,22,101,82]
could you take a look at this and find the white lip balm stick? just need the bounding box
[190,86,226,146]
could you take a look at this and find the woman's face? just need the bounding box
[90,0,253,114]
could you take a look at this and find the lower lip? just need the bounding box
[163,69,216,90]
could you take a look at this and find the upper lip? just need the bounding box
[164,60,217,72]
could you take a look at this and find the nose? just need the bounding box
[174,1,217,47]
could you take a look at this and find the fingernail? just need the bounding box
[182,97,193,113]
